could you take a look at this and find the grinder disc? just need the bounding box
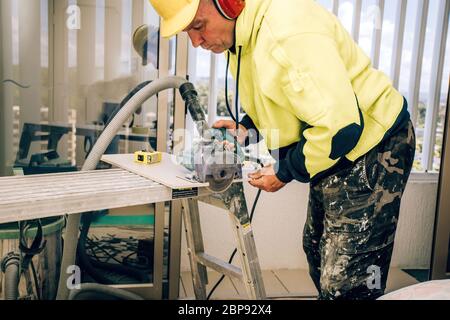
[205,175,234,193]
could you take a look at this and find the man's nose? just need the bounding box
[188,31,204,48]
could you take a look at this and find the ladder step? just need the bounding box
[195,252,243,280]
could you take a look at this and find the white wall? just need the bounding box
[391,180,438,269]
[180,179,438,271]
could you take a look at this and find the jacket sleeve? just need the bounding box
[240,114,261,146]
[272,33,364,183]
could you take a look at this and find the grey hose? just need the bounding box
[2,255,20,300]
[56,76,188,300]
[68,283,145,300]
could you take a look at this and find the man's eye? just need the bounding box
[193,24,203,30]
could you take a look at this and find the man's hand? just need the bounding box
[212,120,248,145]
[248,164,286,193]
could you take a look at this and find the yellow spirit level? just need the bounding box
[134,150,162,165]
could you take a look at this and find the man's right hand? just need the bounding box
[212,120,248,145]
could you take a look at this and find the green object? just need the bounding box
[90,215,155,227]
[0,217,65,240]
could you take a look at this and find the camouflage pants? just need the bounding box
[303,120,416,300]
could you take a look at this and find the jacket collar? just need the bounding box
[233,0,271,55]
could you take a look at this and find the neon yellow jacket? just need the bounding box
[229,0,409,183]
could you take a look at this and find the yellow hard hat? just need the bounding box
[149,0,200,38]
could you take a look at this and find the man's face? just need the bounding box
[184,1,236,54]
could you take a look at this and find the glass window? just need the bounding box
[317,0,334,11]
[378,0,398,77]
[0,0,174,291]
[338,0,354,33]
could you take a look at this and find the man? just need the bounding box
[149,0,416,300]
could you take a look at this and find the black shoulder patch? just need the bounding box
[329,123,363,160]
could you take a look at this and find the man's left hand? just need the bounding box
[248,164,286,193]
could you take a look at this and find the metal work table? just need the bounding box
[0,169,174,224]
[0,167,211,299]
[0,162,265,300]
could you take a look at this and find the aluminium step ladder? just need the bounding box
[182,182,266,300]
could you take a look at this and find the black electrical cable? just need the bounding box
[207,188,262,300]
[30,260,41,300]
[224,52,236,123]
[225,46,243,131]
[18,220,46,300]
[85,237,123,264]
[77,214,149,284]
[86,241,102,262]
[77,214,113,284]
[234,46,242,154]
[122,252,151,271]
